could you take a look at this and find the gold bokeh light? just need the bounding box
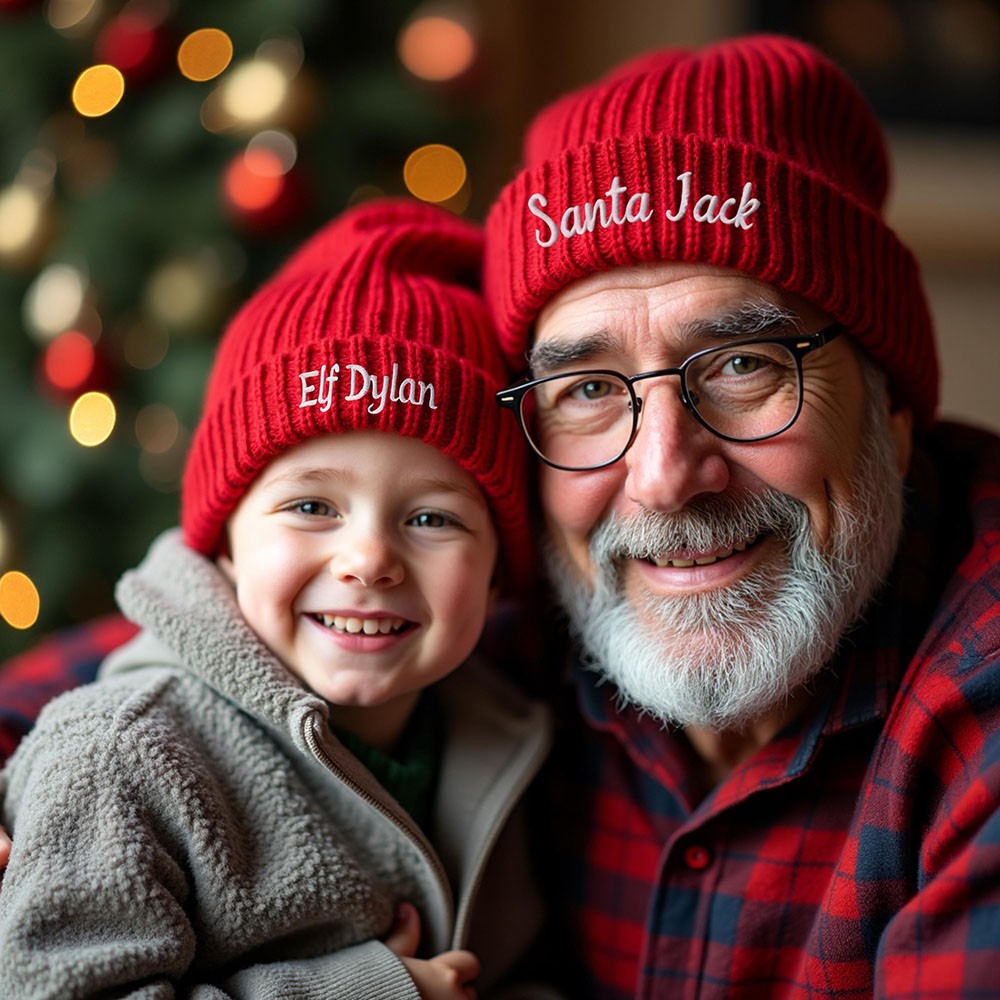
[403,144,467,203]
[178,27,234,82]
[72,64,126,117]
[0,571,40,630]
[69,391,116,446]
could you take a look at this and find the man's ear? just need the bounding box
[887,396,914,477]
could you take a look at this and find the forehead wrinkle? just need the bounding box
[529,299,803,375]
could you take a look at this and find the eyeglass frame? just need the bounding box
[495,322,844,471]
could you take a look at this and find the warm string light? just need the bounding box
[43,330,96,391]
[69,391,116,446]
[398,10,477,82]
[122,321,169,369]
[0,571,40,630]
[46,0,101,35]
[403,143,467,203]
[177,27,233,82]
[71,63,125,117]
[23,263,88,342]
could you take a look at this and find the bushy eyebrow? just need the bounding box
[528,299,801,376]
[527,332,619,376]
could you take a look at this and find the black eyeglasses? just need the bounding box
[496,324,843,471]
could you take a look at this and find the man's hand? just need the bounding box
[385,901,480,1000]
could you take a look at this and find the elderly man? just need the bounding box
[481,34,1000,999]
[1,32,998,1000]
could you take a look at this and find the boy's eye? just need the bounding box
[289,499,335,517]
[409,511,454,529]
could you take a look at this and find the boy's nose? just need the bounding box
[330,531,405,588]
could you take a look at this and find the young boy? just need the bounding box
[0,199,552,999]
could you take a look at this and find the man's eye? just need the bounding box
[723,354,763,376]
[578,379,614,399]
[559,377,619,402]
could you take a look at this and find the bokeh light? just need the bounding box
[178,27,233,82]
[69,391,116,446]
[0,571,40,630]
[257,35,304,77]
[403,144,467,203]
[46,0,100,33]
[139,430,188,492]
[135,403,180,453]
[348,183,385,206]
[398,14,476,81]
[0,184,47,264]
[247,129,297,173]
[224,147,286,212]
[43,330,96,391]
[220,59,287,123]
[123,322,169,369]
[72,64,126,117]
[145,254,219,330]
[23,263,87,342]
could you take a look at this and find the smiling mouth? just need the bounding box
[311,614,411,636]
[648,534,760,568]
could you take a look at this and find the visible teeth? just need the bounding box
[316,614,405,635]
[651,543,747,568]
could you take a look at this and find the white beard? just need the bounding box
[545,386,905,733]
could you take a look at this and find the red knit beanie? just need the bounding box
[484,34,938,427]
[182,198,533,591]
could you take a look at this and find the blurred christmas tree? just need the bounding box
[0,0,486,658]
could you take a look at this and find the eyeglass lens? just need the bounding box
[520,341,802,469]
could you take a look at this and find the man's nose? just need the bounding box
[623,382,730,512]
[330,527,405,588]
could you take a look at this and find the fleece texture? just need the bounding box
[0,530,552,999]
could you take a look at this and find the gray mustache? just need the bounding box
[591,490,807,561]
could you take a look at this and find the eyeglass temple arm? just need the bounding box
[797,322,843,353]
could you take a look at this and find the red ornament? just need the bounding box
[221,149,310,234]
[94,12,172,85]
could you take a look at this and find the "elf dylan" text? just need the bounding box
[298,363,438,415]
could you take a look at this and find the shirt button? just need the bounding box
[683,844,712,870]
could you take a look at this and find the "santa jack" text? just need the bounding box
[527,172,761,247]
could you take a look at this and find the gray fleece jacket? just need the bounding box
[0,530,553,999]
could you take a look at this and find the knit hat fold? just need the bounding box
[182,198,533,590]
[484,34,938,427]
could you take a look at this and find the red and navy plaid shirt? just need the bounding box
[2,422,999,997]
[535,421,1000,998]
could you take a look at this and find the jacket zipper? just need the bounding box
[302,716,455,926]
